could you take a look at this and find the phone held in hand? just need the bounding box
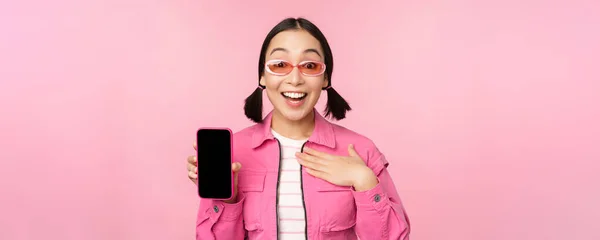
[196,128,234,200]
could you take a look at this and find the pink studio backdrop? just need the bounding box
[1,0,599,239]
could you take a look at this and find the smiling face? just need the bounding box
[260,29,329,122]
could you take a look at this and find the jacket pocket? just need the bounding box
[238,170,266,192]
[238,169,266,233]
[316,183,357,236]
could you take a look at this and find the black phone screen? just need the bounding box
[196,129,233,199]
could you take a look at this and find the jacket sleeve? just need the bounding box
[196,191,246,240]
[352,147,411,240]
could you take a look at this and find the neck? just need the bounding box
[271,110,315,140]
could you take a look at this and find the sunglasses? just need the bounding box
[265,59,326,77]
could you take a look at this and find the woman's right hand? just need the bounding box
[187,142,242,203]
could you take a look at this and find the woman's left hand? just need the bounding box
[295,144,379,191]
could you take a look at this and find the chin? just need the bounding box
[273,102,317,122]
[279,108,313,121]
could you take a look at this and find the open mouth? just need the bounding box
[281,92,307,101]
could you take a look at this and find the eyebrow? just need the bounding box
[269,47,322,57]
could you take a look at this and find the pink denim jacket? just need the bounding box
[196,109,410,239]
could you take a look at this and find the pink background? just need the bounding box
[1,0,599,239]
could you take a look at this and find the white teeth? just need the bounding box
[283,92,306,99]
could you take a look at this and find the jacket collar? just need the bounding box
[251,108,336,149]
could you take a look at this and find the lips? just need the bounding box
[281,92,307,100]
[281,91,307,108]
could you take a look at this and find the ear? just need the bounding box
[259,76,266,88]
[322,76,329,89]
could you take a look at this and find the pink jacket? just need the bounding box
[196,109,411,239]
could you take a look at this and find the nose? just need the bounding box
[286,66,304,86]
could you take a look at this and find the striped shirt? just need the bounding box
[272,129,307,240]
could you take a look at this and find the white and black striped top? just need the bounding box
[272,129,307,240]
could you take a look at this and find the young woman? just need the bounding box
[186,17,410,240]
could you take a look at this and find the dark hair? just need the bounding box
[244,17,351,123]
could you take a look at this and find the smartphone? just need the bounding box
[196,128,233,200]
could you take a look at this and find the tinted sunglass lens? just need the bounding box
[267,61,292,74]
[299,61,324,75]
